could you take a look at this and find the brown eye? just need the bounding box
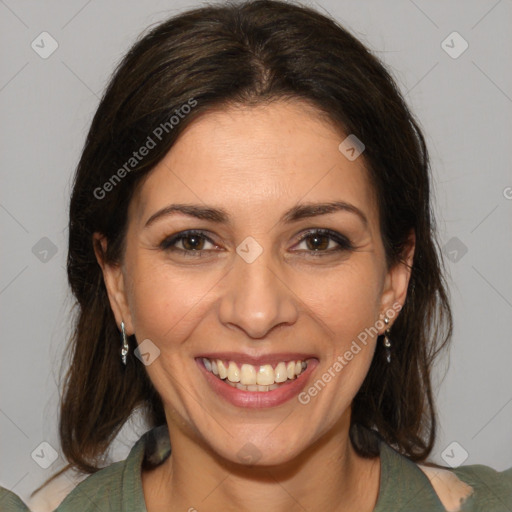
[180,233,206,251]
[160,230,217,256]
[304,233,330,251]
[294,229,353,255]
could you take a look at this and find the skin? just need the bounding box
[95,99,414,512]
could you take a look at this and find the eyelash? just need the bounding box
[159,228,354,258]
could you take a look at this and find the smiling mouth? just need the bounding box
[199,357,311,392]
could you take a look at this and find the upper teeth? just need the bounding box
[203,358,308,386]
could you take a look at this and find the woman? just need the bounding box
[1,1,511,510]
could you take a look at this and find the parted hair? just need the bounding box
[33,0,452,496]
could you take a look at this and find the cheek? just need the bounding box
[298,264,382,408]
[126,256,221,348]
[300,259,383,340]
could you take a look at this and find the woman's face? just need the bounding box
[98,100,413,466]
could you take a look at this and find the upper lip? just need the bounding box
[196,352,318,367]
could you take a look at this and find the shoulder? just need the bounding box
[52,459,128,511]
[375,436,512,512]
[417,461,512,511]
[26,469,85,511]
[54,435,148,511]
[53,424,170,512]
[453,463,512,509]
[0,486,31,511]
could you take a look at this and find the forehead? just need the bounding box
[131,100,378,230]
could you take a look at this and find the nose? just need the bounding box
[217,248,299,339]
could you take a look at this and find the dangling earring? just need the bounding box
[120,321,129,365]
[383,316,392,364]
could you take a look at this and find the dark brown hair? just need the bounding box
[32,0,452,496]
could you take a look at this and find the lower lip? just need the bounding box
[196,358,319,408]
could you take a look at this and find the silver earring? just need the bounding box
[383,316,392,364]
[120,321,129,365]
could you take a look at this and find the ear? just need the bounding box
[93,233,134,335]
[378,229,415,331]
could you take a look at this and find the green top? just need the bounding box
[1,425,511,511]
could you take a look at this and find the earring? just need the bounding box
[120,321,129,365]
[382,316,392,364]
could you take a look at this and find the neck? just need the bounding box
[142,418,381,512]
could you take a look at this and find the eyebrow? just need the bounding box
[144,200,368,229]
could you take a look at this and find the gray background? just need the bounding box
[1,0,511,507]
